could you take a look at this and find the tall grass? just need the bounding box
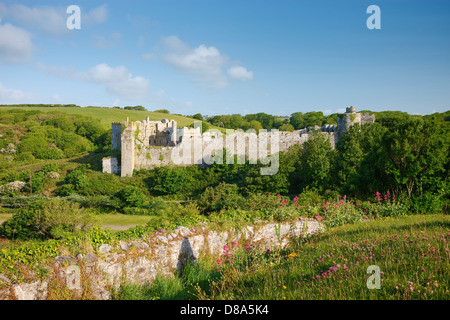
[116,214,450,300]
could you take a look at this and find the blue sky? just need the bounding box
[0,0,449,116]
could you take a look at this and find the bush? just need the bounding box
[409,191,447,215]
[146,166,202,196]
[197,183,245,214]
[144,200,203,230]
[64,170,89,191]
[23,171,46,193]
[154,109,170,114]
[321,198,364,228]
[113,186,147,209]
[40,163,59,174]
[55,184,75,196]
[0,200,97,240]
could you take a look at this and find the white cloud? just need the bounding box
[227,66,253,81]
[161,36,253,89]
[0,23,33,63]
[39,62,151,100]
[0,82,35,101]
[0,4,107,35]
[162,36,227,88]
[83,63,151,99]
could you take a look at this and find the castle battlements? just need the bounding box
[102,107,374,177]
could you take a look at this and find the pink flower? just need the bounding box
[216,259,221,264]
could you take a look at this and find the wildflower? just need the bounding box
[216,259,221,264]
[283,286,286,290]
[434,283,438,287]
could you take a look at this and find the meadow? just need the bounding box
[0,105,197,129]
[116,214,450,300]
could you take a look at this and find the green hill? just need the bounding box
[0,105,197,129]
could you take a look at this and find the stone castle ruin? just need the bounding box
[102,107,375,177]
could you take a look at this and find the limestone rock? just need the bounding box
[46,172,60,179]
[98,244,112,254]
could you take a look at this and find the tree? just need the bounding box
[355,119,449,208]
[242,120,263,131]
[293,132,334,192]
[279,124,295,132]
[332,122,387,195]
[154,109,170,114]
[124,106,147,111]
[113,186,147,209]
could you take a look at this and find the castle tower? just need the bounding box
[170,119,177,146]
[337,106,360,139]
[121,120,136,177]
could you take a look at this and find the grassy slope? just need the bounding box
[0,106,197,129]
[116,214,450,300]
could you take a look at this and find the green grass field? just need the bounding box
[97,214,153,229]
[115,214,450,300]
[0,105,197,129]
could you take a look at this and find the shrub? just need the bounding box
[154,109,169,114]
[146,166,202,196]
[321,197,364,228]
[197,183,245,214]
[23,171,46,193]
[40,163,59,174]
[0,200,97,240]
[65,170,89,191]
[15,151,35,163]
[364,191,409,218]
[409,191,447,215]
[55,184,75,196]
[296,188,324,206]
[144,200,203,230]
[113,186,147,209]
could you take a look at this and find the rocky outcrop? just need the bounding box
[0,181,26,195]
[0,218,323,300]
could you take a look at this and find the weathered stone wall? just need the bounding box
[103,108,374,177]
[0,218,323,300]
[111,123,122,151]
[102,157,120,175]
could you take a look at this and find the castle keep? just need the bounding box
[102,107,374,177]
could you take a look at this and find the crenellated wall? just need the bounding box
[102,108,374,177]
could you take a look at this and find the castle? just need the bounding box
[102,107,375,177]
